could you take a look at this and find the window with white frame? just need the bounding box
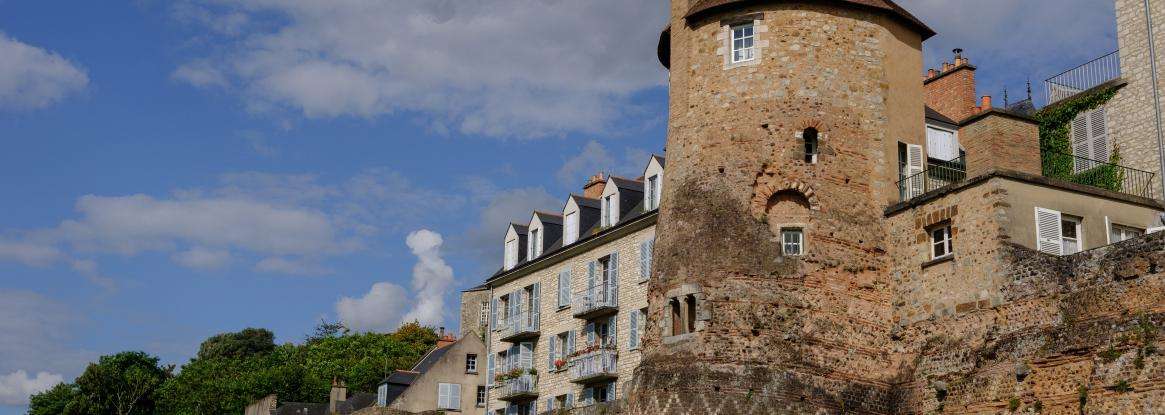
[479,301,488,328]
[731,23,755,63]
[528,228,542,259]
[466,354,477,373]
[1110,224,1143,243]
[476,386,486,407]
[1061,216,1083,254]
[646,175,660,210]
[437,383,461,410]
[1036,208,1085,256]
[781,228,804,256]
[564,211,578,245]
[602,195,615,227]
[930,224,953,259]
[504,239,518,270]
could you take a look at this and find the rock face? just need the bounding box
[611,1,1165,414]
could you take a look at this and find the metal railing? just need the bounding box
[496,374,538,400]
[1045,51,1121,104]
[496,311,539,340]
[571,284,618,317]
[897,156,968,201]
[1041,152,1156,198]
[568,349,618,383]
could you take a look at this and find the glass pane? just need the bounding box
[1062,220,1077,238]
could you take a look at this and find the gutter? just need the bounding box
[1145,0,1165,199]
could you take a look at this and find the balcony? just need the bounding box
[497,311,540,342]
[1041,152,1156,199]
[495,373,538,401]
[571,284,618,319]
[1045,51,1121,105]
[568,348,618,384]
[897,156,967,202]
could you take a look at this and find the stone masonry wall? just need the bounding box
[462,289,491,339]
[1111,0,1165,198]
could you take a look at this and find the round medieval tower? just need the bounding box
[629,1,934,413]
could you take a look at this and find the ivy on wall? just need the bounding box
[1033,84,1125,191]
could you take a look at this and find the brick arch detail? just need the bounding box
[750,180,821,219]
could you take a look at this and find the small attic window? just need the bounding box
[528,228,542,259]
[564,212,578,245]
[803,128,819,164]
[504,238,518,270]
[602,195,616,227]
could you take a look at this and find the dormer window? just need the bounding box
[602,195,615,227]
[646,175,660,211]
[528,228,542,259]
[731,23,755,63]
[504,238,518,270]
[564,212,578,245]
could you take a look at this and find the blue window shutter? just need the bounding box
[581,387,593,406]
[567,331,576,353]
[629,310,639,349]
[490,298,498,329]
[487,354,495,386]
[609,314,618,347]
[587,261,596,289]
[547,335,556,370]
[558,269,570,307]
[520,342,533,369]
[566,393,574,408]
[531,283,540,330]
[585,322,595,345]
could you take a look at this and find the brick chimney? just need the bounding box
[436,328,457,348]
[925,48,979,121]
[582,172,607,199]
[328,378,347,414]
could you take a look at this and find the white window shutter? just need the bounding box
[438,383,449,408]
[639,241,649,281]
[1036,207,1064,255]
[558,269,571,307]
[531,283,540,330]
[451,384,461,410]
[1091,107,1108,162]
[907,144,925,195]
[629,310,640,349]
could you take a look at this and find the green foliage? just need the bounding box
[1099,346,1122,363]
[1078,385,1089,410]
[157,344,311,415]
[1111,380,1133,393]
[1035,85,1123,190]
[1033,399,1044,413]
[1008,397,1021,411]
[305,319,349,343]
[28,383,84,415]
[197,327,275,360]
[73,351,172,415]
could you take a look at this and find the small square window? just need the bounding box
[781,228,804,256]
[930,224,953,259]
[1111,224,1143,243]
[476,385,486,407]
[1062,216,1083,254]
[731,23,756,63]
[466,354,478,373]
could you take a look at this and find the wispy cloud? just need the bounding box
[0,33,88,111]
[171,0,669,138]
[557,140,651,186]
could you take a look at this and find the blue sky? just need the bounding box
[0,0,1118,411]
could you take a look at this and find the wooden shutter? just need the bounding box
[487,354,495,386]
[639,240,650,281]
[558,269,571,307]
[1036,207,1064,255]
[520,342,533,369]
[490,298,498,330]
[547,335,556,370]
[609,314,618,347]
[585,322,596,345]
[629,310,640,349]
[450,384,461,410]
[438,383,450,409]
[509,344,519,370]
[1090,107,1108,162]
[531,283,540,330]
[587,261,596,289]
[906,144,925,196]
[565,392,575,408]
[567,330,576,353]
[608,252,619,304]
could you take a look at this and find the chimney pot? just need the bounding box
[942,62,952,71]
[927,68,937,78]
[981,95,992,110]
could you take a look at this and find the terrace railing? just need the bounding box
[1041,152,1156,199]
[1045,51,1121,104]
[897,156,968,202]
[496,311,539,341]
[496,374,538,401]
[568,349,618,384]
[571,284,618,318]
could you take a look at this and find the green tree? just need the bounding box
[157,344,310,415]
[28,382,85,415]
[196,327,276,360]
[75,351,172,415]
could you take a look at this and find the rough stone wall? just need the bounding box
[1111,0,1165,198]
[629,3,924,414]
[893,232,1165,414]
[486,224,654,412]
[925,66,979,122]
[959,113,1042,177]
[461,289,491,339]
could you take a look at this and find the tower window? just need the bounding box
[782,228,804,256]
[803,128,819,164]
[732,23,755,63]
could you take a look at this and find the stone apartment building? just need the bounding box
[458,1,1165,414]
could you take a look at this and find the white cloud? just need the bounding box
[337,229,454,332]
[0,33,88,111]
[454,184,561,271]
[0,370,63,406]
[0,239,61,266]
[254,256,330,276]
[556,140,652,186]
[172,247,232,270]
[0,291,90,384]
[172,60,228,89]
[173,0,669,137]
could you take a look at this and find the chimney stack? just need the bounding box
[980,95,992,110]
[328,378,348,414]
[583,172,607,199]
[924,48,979,121]
[437,332,457,349]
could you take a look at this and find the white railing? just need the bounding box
[496,374,538,399]
[568,349,618,382]
[1045,51,1121,104]
[571,284,618,316]
[496,311,539,340]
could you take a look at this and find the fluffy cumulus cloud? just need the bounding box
[0,370,63,406]
[0,33,88,111]
[172,0,669,137]
[897,0,1117,102]
[337,229,454,332]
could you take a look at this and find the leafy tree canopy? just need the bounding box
[196,327,276,360]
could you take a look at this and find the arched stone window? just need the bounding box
[766,190,812,256]
[803,127,819,164]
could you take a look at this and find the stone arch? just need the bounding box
[750,180,820,220]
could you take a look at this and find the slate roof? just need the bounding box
[925,106,957,127]
[650,154,666,168]
[608,176,645,194]
[533,211,564,225]
[684,0,934,40]
[570,194,601,209]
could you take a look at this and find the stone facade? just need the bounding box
[1108,0,1165,198]
[462,288,491,339]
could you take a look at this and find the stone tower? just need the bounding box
[629,1,934,413]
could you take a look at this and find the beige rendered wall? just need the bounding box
[390,337,486,415]
[486,224,654,412]
[999,179,1162,250]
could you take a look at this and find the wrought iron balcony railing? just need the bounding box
[568,349,618,384]
[897,156,967,202]
[1041,152,1156,199]
[496,374,538,401]
[1045,51,1121,104]
[571,284,618,318]
[496,311,539,342]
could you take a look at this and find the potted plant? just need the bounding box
[554,359,567,371]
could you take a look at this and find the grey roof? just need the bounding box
[272,397,374,415]
[925,106,957,126]
[509,223,529,234]
[570,194,601,209]
[462,283,488,292]
[533,211,564,225]
[650,154,666,168]
[608,176,645,193]
[411,344,452,374]
[384,371,419,385]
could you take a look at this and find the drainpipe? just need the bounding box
[1144,0,1165,199]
